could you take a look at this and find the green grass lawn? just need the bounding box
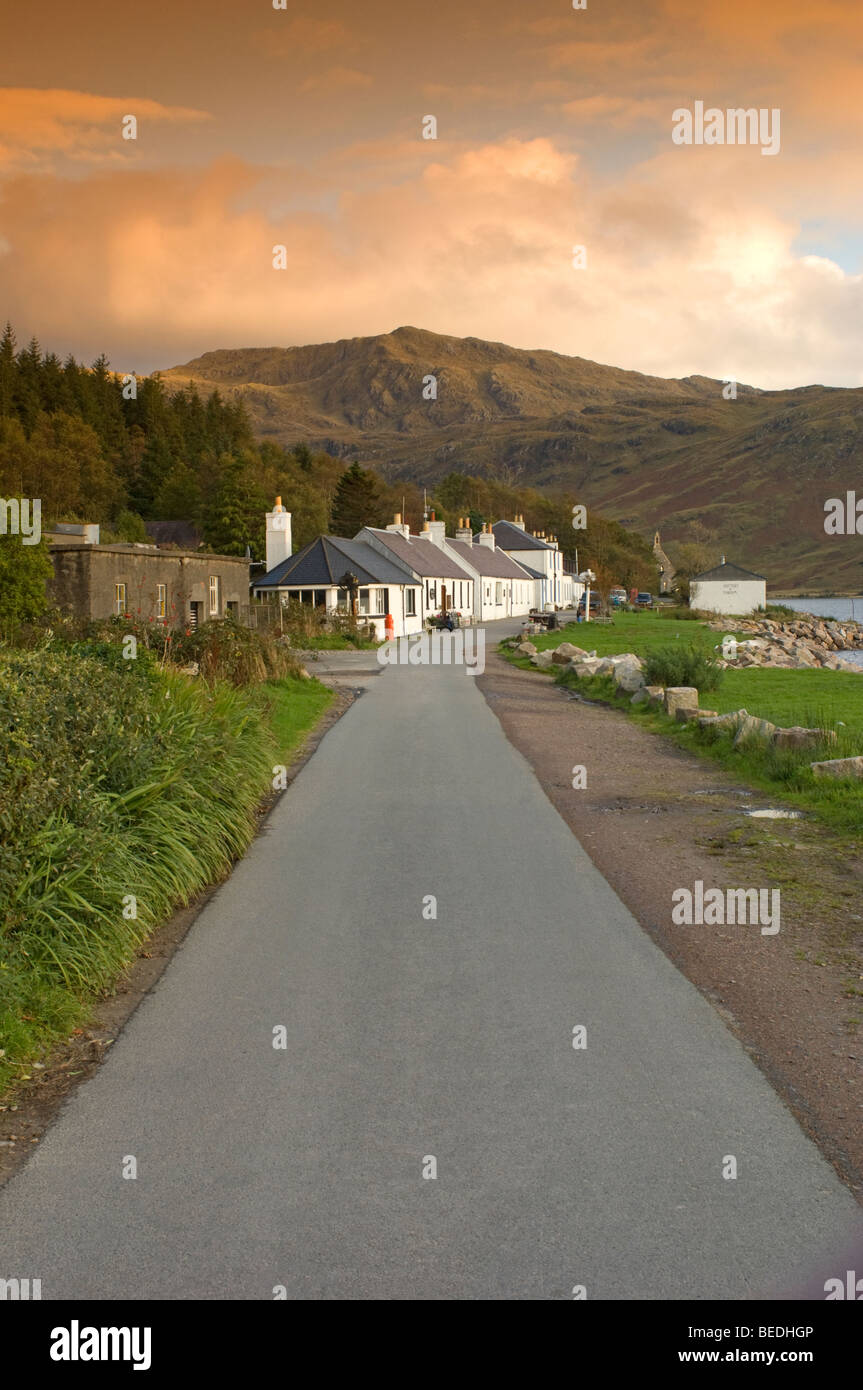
[528,612,863,734]
[298,633,380,651]
[505,612,863,834]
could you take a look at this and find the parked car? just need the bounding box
[610,587,628,608]
[577,592,603,615]
[635,592,654,609]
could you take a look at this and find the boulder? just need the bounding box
[697,711,739,733]
[675,707,702,723]
[773,726,837,751]
[530,650,555,669]
[608,652,644,669]
[613,661,645,693]
[647,686,665,706]
[664,686,699,717]
[630,687,651,705]
[810,756,863,781]
[516,640,537,655]
[571,659,604,678]
[733,715,778,747]
[554,642,589,661]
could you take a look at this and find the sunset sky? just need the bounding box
[1,0,862,386]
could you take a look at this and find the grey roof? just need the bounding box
[254,536,418,590]
[363,528,474,580]
[446,538,533,580]
[692,561,766,583]
[492,520,553,551]
[518,562,546,581]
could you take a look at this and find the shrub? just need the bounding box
[643,643,724,692]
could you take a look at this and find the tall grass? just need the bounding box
[0,647,326,1092]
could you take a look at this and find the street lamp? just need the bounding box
[579,569,596,622]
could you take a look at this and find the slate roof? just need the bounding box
[254,536,418,589]
[492,520,553,551]
[363,528,474,580]
[692,561,766,583]
[446,538,534,580]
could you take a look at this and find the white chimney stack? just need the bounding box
[455,516,472,542]
[477,522,496,550]
[424,510,447,547]
[387,511,410,538]
[266,496,292,572]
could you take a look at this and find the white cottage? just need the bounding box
[445,522,535,621]
[491,517,580,609]
[358,516,476,625]
[689,559,767,616]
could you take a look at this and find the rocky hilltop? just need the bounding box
[162,326,863,592]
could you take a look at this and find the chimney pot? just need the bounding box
[394,512,402,525]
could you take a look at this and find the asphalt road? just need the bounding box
[1,648,860,1299]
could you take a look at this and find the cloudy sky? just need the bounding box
[1,0,862,386]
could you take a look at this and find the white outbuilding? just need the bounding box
[689,558,767,616]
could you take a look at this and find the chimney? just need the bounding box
[265,495,292,572]
[477,521,495,550]
[424,514,447,547]
[455,516,472,542]
[387,511,410,538]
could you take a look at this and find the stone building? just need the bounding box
[50,543,250,628]
[653,531,676,595]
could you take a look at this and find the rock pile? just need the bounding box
[707,615,863,671]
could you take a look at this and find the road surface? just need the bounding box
[1,643,860,1299]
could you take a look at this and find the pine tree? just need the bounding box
[330,461,381,536]
[203,454,267,559]
[0,323,16,418]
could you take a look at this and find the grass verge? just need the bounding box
[0,648,332,1095]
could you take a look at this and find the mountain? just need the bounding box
[162,326,863,592]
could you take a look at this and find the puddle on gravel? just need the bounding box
[692,788,752,798]
[743,808,804,820]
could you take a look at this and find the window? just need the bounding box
[375,588,388,615]
[156,583,166,619]
[226,600,239,618]
[114,582,126,615]
[359,588,370,614]
[208,575,221,617]
[406,589,417,616]
[495,582,503,605]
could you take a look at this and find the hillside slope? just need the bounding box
[163,327,863,592]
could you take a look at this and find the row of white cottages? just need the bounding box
[253,502,583,639]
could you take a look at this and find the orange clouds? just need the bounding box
[1,132,860,390]
[0,0,861,388]
[0,89,211,173]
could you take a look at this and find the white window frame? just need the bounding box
[156,583,167,619]
[208,575,221,617]
[114,582,126,616]
[406,589,417,616]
